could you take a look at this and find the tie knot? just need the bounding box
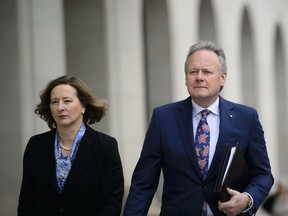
[201,109,210,118]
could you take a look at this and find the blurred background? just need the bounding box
[1,0,288,215]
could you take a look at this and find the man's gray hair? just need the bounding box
[184,41,227,74]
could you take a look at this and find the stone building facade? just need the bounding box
[1,0,287,215]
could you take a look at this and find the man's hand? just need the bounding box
[218,188,250,216]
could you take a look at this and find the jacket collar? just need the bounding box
[175,96,236,181]
[38,125,96,193]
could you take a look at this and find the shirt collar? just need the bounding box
[192,97,220,117]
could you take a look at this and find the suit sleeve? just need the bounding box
[124,109,162,216]
[17,139,35,216]
[99,137,124,216]
[244,110,274,212]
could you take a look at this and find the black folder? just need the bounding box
[214,144,250,202]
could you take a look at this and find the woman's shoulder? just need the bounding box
[28,129,55,143]
[26,130,55,148]
[82,126,119,157]
[85,125,118,145]
[23,129,55,156]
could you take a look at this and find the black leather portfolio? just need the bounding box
[214,144,251,202]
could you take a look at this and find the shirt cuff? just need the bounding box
[242,192,254,213]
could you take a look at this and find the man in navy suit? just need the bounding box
[124,41,273,216]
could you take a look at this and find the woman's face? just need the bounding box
[50,84,85,129]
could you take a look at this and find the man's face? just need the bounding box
[185,50,226,107]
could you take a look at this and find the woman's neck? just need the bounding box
[57,123,83,146]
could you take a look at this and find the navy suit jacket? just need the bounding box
[18,125,124,216]
[124,96,273,216]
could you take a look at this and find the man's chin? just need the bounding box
[191,94,208,100]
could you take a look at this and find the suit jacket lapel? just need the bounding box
[38,130,59,192]
[62,126,94,192]
[175,97,203,179]
[207,97,236,179]
[176,96,237,181]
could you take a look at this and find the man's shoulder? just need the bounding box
[220,96,256,113]
[155,97,191,111]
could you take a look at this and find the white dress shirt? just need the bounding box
[192,98,220,216]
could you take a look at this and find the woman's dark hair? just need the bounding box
[35,75,108,129]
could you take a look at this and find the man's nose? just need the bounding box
[196,71,204,79]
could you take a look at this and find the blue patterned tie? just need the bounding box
[195,109,211,178]
[195,109,211,216]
